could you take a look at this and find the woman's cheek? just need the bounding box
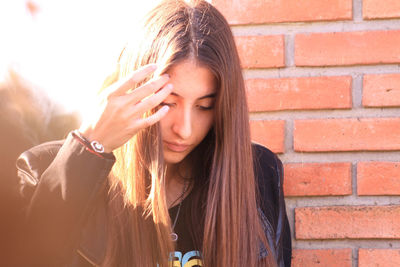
[197,111,214,135]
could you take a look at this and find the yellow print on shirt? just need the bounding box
[169,250,203,267]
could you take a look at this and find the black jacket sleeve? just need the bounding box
[252,143,292,267]
[16,133,115,266]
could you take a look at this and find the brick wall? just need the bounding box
[213,0,400,266]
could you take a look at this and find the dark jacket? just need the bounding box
[16,132,292,266]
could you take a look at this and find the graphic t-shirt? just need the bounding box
[164,143,293,267]
[168,191,203,267]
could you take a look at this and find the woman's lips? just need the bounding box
[164,141,189,152]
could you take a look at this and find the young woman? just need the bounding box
[16,0,291,266]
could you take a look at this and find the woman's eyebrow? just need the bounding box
[170,92,216,100]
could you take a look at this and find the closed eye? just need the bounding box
[197,105,214,110]
[161,102,214,110]
[160,102,176,107]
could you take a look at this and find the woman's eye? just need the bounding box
[198,105,214,110]
[160,102,175,107]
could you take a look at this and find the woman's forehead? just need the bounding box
[166,60,216,100]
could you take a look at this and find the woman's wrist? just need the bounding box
[72,130,113,159]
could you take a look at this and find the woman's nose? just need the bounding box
[172,108,192,140]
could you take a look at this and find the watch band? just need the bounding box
[72,130,112,159]
[90,140,105,153]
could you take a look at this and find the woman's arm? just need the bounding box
[16,64,174,265]
[273,154,292,267]
[17,133,115,266]
[253,143,292,267]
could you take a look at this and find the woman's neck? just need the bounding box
[165,162,192,208]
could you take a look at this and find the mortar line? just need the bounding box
[249,108,400,120]
[231,19,400,36]
[285,196,400,207]
[353,247,358,267]
[284,34,295,67]
[243,64,400,79]
[353,0,363,23]
[352,162,358,197]
[352,73,363,109]
[293,240,400,249]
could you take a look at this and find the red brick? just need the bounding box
[235,36,285,69]
[250,120,285,154]
[363,73,400,107]
[294,118,400,152]
[295,205,400,239]
[292,249,352,267]
[363,0,400,20]
[359,249,400,267]
[295,30,400,66]
[245,76,352,112]
[357,162,400,195]
[213,0,352,24]
[284,162,352,197]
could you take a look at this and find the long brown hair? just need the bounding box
[103,1,275,266]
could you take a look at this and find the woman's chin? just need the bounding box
[163,151,187,165]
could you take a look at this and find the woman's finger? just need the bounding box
[104,64,158,98]
[127,74,170,105]
[137,105,170,129]
[133,83,173,115]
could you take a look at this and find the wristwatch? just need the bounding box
[90,140,105,153]
[72,130,113,158]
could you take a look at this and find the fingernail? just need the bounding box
[149,64,158,70]
[161,105,170,112]
[166,83,173,89]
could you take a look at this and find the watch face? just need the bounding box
[91,140,105,153]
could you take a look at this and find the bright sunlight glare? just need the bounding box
[0,0,161,115]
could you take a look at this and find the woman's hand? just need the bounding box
[79,64,172,153]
